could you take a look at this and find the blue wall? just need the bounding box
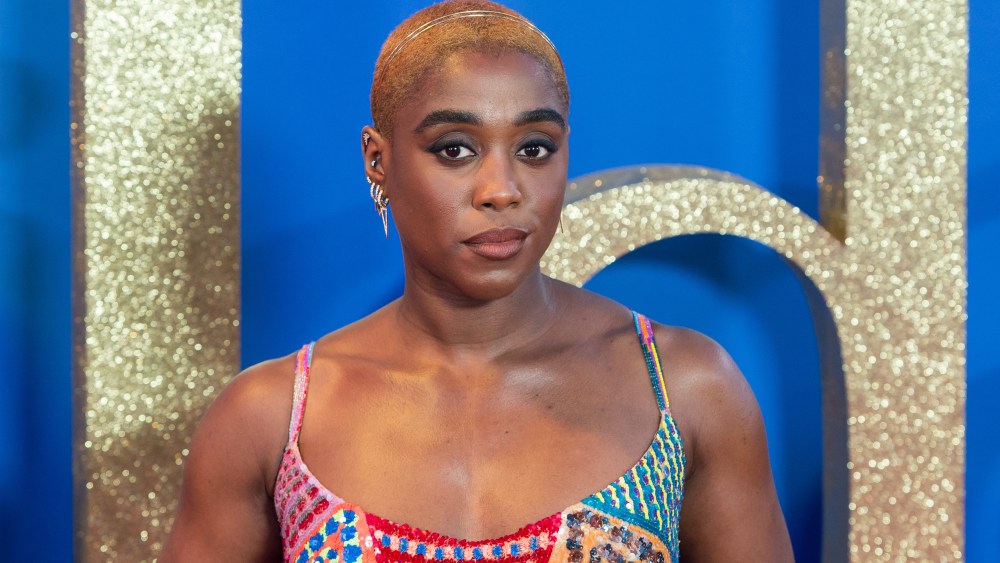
[0,0,73,559]
[966,1,1000,559]
[0,0,995,560]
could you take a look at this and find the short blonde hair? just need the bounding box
[370,0,569,137]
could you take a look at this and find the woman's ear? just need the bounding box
[361,125,388,186]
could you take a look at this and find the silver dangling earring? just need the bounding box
[370,181,389,238]
[367,159,389,237]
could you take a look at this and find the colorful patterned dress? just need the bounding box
[273,312,686,563]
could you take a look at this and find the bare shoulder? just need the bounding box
[551,280,750,411]
[647,322,762,467]
[160,351,301,561]
[192,350,300,488]
[647,321,793,560]
[651,322,748,397]
[210,353,298,444]
[215,353,297,413]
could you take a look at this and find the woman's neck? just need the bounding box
[393,269,565,361]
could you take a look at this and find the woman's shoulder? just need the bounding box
[643,318,764,473]
[214,350,299,424]
[555,280,744,380]
[647,321,750,404]
[190,350,301,481]
[649,321,740,382]
[162,351,301,559]
[641,323,791,557]
[561,282,759,451]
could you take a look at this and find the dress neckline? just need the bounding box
[284,412,673,544]
[277,311,684,545]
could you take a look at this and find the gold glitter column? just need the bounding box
[839,0,967,558]
[543,1,967,560]
[71,1,241,561]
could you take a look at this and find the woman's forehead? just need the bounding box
[397,50,566,128]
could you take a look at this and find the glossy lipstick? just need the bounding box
[463,227,528,260]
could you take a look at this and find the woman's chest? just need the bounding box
[295,357,664,540]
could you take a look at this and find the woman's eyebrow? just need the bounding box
[514,108,566,131]
[414,108,567,133]
[414,110,482,133]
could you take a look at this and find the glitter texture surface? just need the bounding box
[70,0,241,560]
[543,1,967,559]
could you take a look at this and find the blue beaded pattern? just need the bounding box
[293,508,363,563]
[578,312,685,558]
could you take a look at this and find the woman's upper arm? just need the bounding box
[160,361,292,562]
[661,326,794,562]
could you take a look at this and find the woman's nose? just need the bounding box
[472,153,522,210]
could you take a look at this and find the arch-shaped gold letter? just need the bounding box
[543,2,968,559]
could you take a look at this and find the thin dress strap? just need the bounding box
[632,311,670,414]
[287,342,315,445]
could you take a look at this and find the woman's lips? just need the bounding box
[463,227,528,260]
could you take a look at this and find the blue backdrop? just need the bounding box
[0,0,996,560]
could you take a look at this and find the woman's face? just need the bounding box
[377,50,569,302]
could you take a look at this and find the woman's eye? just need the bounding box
[516,142,554,160]
[438,144,476,160]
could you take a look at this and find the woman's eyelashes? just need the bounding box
[428,137,559,163]
[440,144,477,160]
[428,138,478,161]
[515,138,558,160]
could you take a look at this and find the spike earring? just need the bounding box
[367,164,389,237]
[370,183,389,237]
[366,156,389,237]
[362,132,371,149]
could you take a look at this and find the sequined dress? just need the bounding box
[273,312,686,563]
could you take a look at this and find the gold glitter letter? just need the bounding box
[71,0,241,560]
[542,0,968,560]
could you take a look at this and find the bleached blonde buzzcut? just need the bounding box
[370,0,569,138]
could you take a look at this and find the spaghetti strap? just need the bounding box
[287,342,315,445]
[632,311,671,413]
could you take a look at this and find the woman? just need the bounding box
[162,1,794,561]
